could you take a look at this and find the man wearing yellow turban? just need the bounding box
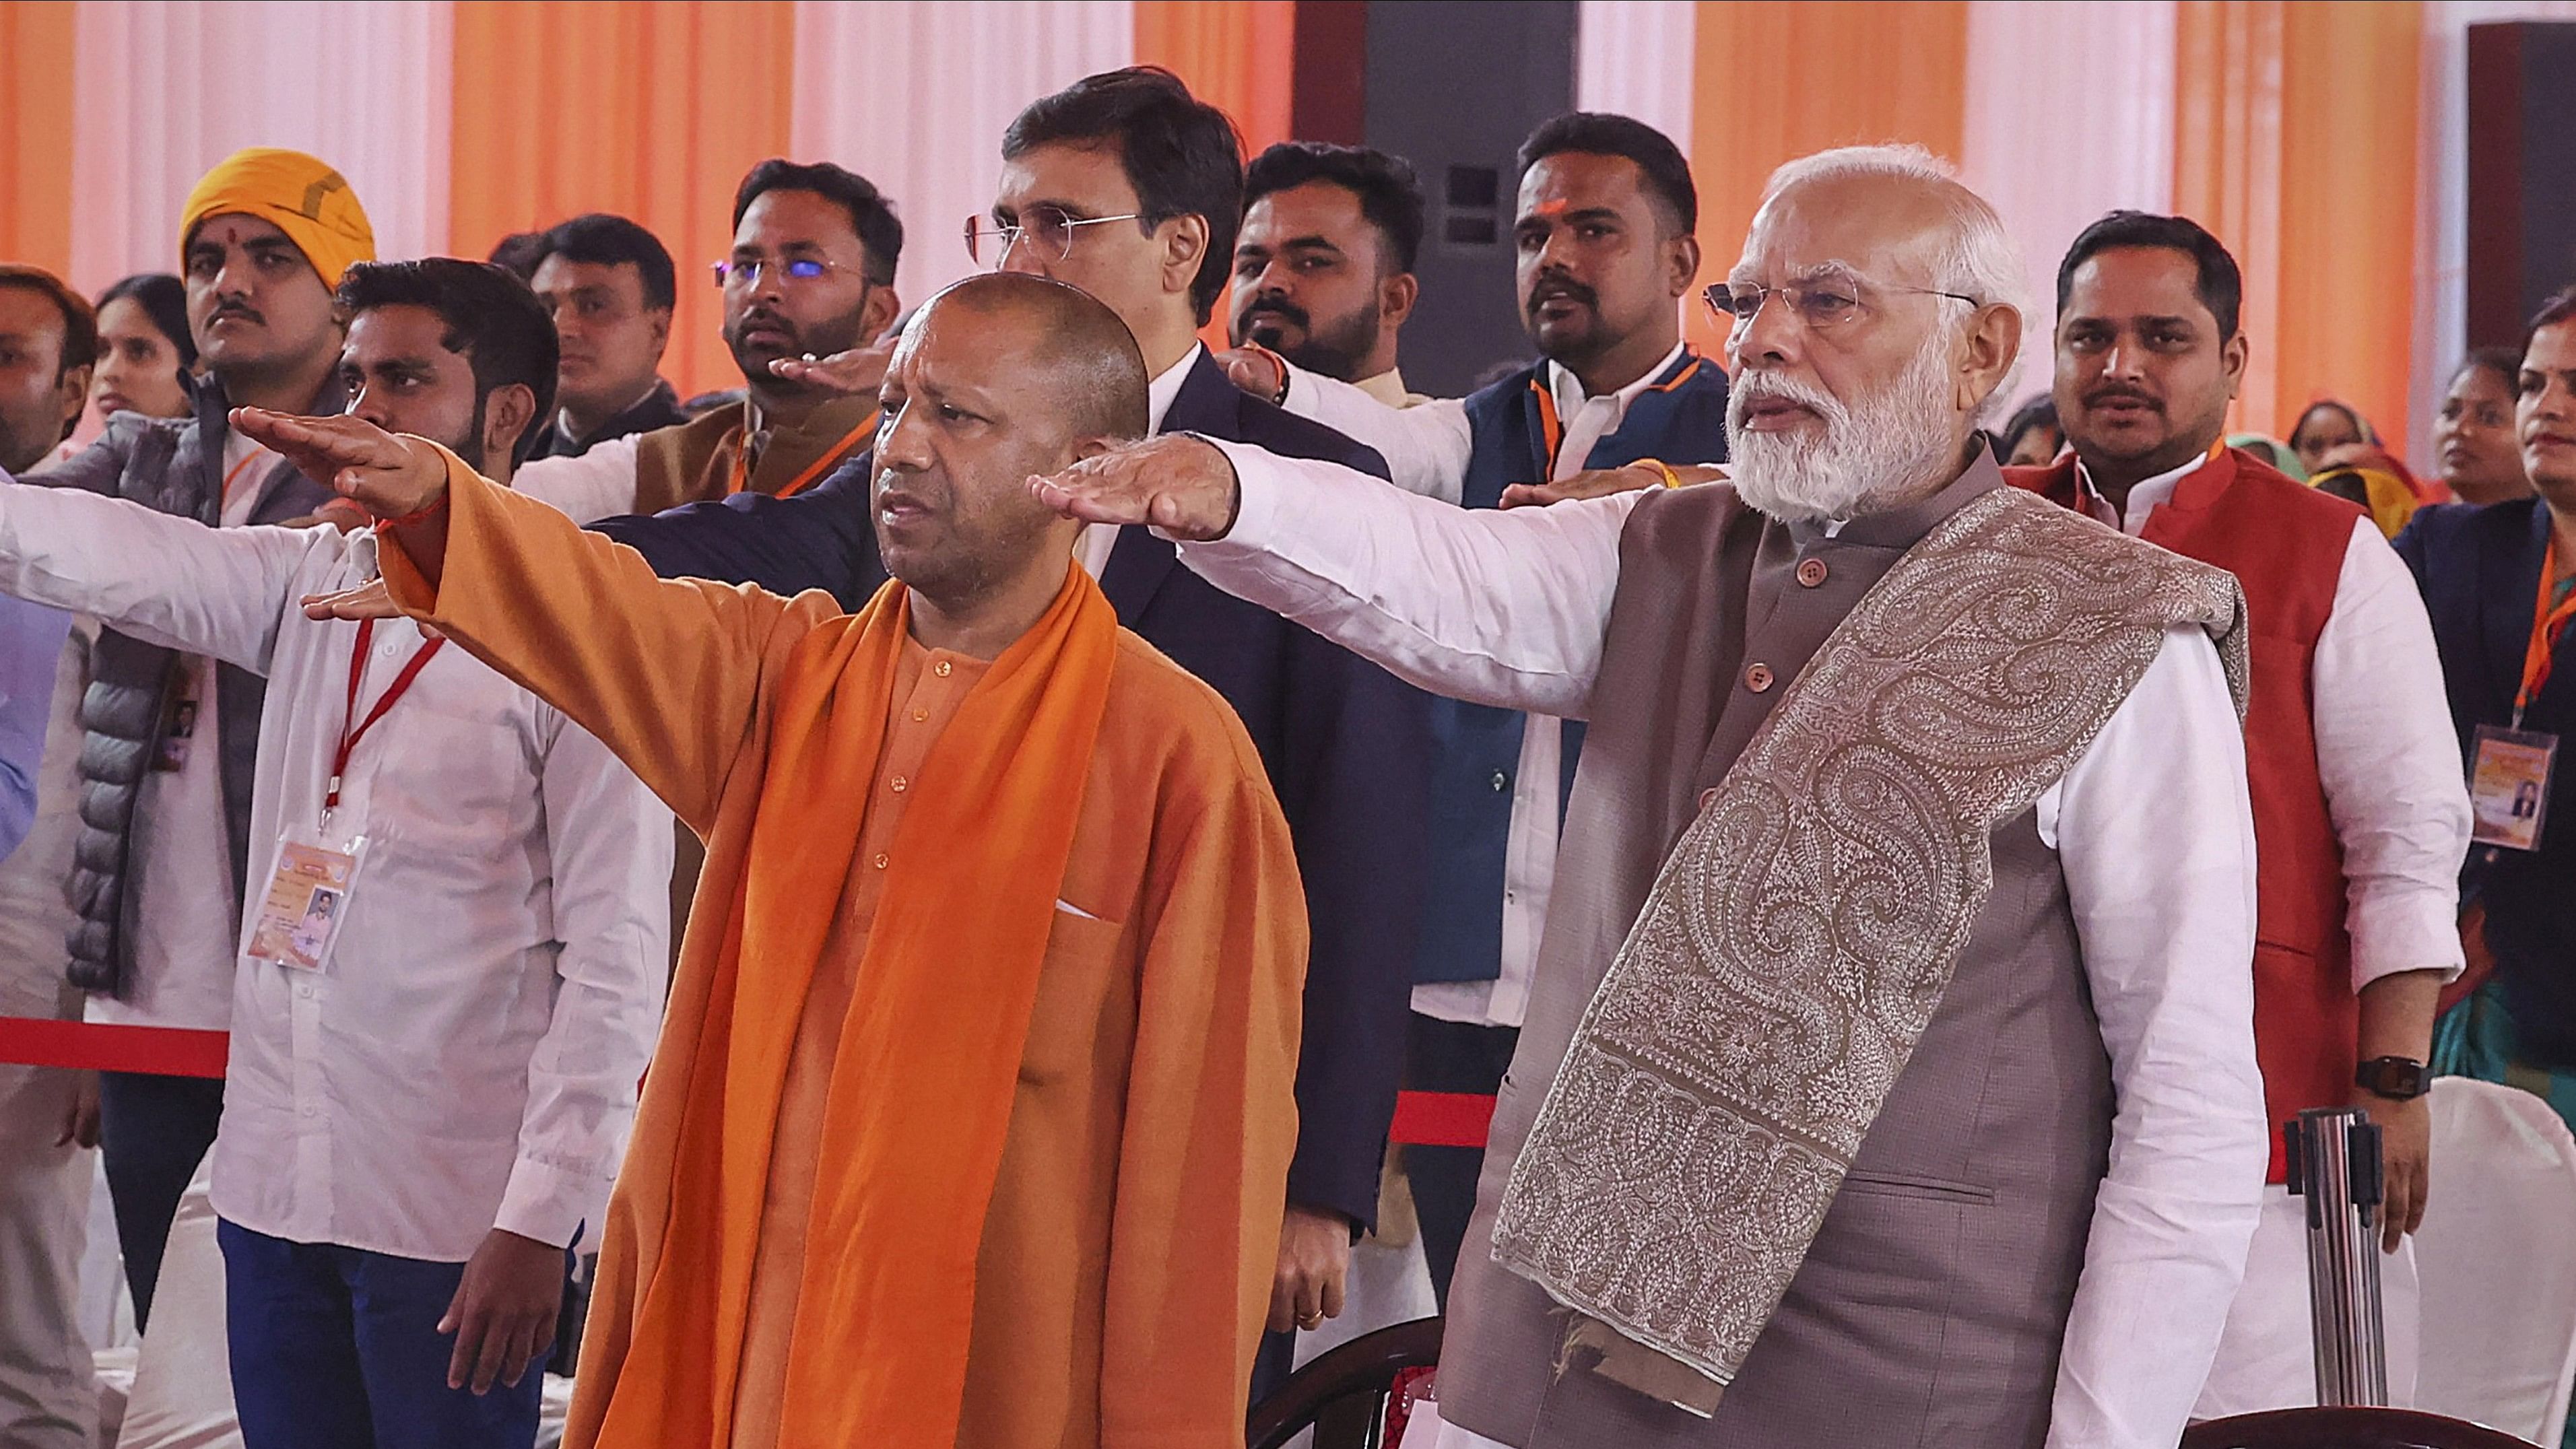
[24,148,368,1335]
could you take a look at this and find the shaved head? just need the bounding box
[914,271,1149,446]
[872,272,1150,636]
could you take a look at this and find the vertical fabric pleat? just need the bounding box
[2173,1,2422,448]
[449,1,798,397]
[0,3,79,280]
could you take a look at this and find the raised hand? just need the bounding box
[300,577,408,623]
[230,408,447,520]
[767,332,900,398]
[1499,461,1725,510]
[1028,434,1242,541]
[1212,346,1285,404]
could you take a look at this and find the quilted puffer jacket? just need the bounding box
[27,374,337,995]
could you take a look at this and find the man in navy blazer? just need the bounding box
[2395,292,2576,1093]
[591,69,1432,1358]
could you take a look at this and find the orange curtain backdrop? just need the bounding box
[1684,2,1971,355]
[2174,1,2422,449]
[0,2,77,279]
[1135,0,1294,349]
[449,1,799,399]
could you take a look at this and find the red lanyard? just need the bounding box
[2517,535,2576,724]
[323,618,444,824]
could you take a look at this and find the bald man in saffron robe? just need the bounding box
[245,273,1307,1449]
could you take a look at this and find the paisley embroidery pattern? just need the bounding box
[1488,486,2247,1393]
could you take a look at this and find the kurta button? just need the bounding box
[912,708,929,722]
[871,852,890,869]
[890,776,908,793]
[1490,770,1509,791]
[1795,558,1828,588]
[933,660,953,677]
[1745,663,1775,693]
[1698,787,1720,809]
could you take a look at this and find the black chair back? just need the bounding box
[1247,1317,1444,1449]
[2182,1407,2538,1448]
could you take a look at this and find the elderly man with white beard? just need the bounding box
[1030,145,2268,1449]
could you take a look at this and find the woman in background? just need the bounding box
[2290,397,2377,477]
[2431,348,2533,506]
[88,273,195,424]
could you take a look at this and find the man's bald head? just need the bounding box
[907,272,1149,447]
[872,272,1150,624]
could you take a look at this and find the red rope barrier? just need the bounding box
[1388,1089,1494,1149]
[0,1017,228,1077]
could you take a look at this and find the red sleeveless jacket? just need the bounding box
[2013,448,2365,1182]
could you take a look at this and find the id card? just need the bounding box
[2469,724,2557,852]
[246,830,366,972]
[152,665,203,772]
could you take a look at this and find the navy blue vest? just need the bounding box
[1414,347,1731,985]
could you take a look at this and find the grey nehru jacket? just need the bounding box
[1440,454,2112,1448]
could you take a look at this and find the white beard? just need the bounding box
[1727,337,1963,524]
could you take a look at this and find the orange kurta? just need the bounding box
[378,454,1307,1449]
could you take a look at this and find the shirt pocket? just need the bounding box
[1016,906,1127,1086]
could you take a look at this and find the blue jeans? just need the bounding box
[216,1219,554,1449]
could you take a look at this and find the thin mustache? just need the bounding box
[2084,388,2162,409]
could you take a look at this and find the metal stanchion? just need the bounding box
[2284,1105,2389,1407]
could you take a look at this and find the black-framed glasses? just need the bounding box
[1704,279,1979,332]
[963,206,1142,265]
[710,255,848,290]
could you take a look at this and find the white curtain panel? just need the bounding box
[1960,0,2178,413]
[67,0,454,295]
[1574,1,1697,158]
[790,0,1133,318]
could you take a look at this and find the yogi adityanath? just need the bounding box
[246,272,1309,1449]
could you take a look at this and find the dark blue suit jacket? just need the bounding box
[592,353,1432,1227]
[2394,498,2576,1066]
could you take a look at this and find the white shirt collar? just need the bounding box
[1544,339,1688,429]
[2077,445,2216,536]
[1355,367,1415,409]
[1147,343,1204,436]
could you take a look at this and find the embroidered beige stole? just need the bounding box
[1488,485,2247,1407]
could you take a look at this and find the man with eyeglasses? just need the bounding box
[2017,211,2468,1418]
[249,57,1441,1376]
[527,66,1435,1379]
[512,159,900,522]
[1217,116,1728,1311]
[1031,145,2272,1448]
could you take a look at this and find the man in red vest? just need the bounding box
[2013,211,2471,1413]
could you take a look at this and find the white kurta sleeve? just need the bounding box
[511,434,645,525]
[2310,517,2472,988]
[1276,361,1473,502]
[2047,626,2269,1449]
[1176,438,1639,717]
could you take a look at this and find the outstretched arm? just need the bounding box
[1031,434,1635,716]
[240,408,838,833]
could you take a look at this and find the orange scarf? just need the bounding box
[587,563,1118,1448]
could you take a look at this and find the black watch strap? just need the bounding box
[2356,1055,2431,1100]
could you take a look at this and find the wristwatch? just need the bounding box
[2355,1056,2431,1100]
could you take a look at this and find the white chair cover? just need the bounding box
[2412,1077,2576,1442]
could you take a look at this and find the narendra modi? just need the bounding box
[1027,143,2273,1449]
